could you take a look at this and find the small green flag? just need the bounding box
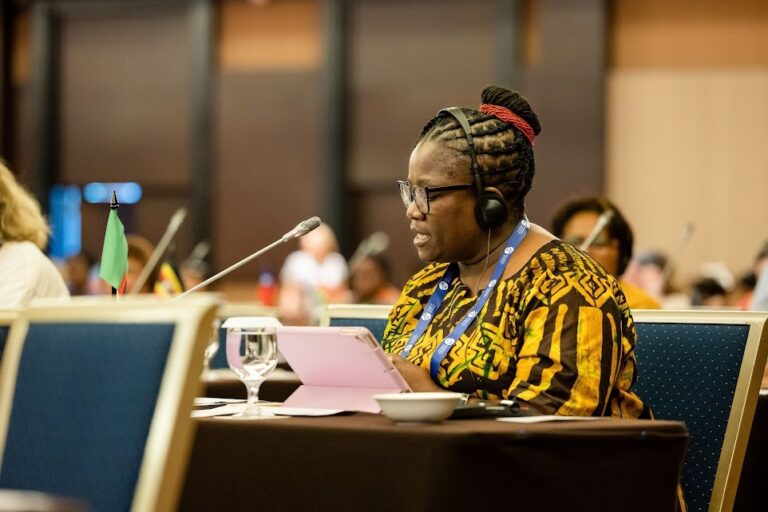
[99,196,128,293]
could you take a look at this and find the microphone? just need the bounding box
[129,207,187,294]
[175,216,322,299]
[281,216,322,242]
[579,210,614,251]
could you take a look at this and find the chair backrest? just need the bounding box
[0,297,219,512]
[320,304,393,342]
[0,310,19,367]
[632,310,768,512]
[211,302,279,369]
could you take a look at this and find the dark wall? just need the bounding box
[213,71,321,282]
[348,0,499,285]
[6,0,606,291]
[520,0,606,227]
[58,9,195,260]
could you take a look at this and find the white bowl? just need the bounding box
[374,392,463,423]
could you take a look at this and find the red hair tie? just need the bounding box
[479,103,536,146]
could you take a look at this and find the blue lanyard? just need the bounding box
[400,216,530,380]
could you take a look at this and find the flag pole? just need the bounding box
[109,191,119,297]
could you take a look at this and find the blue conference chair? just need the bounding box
[0,310,19,370]
[632,310,768,512]
[321,304,393,342]
[0,297,218,512]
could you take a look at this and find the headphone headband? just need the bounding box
[438,107,507,230]
[439,108,483,196]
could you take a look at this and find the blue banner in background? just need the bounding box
[49,185,82,260]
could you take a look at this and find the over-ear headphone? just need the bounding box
[439,107,508,230]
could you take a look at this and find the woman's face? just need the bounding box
[405,141,485,263]
[561,210,620,276]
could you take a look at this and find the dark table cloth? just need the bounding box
[179,413,687,512]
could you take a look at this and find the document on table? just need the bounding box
[194,397,245,407]
[192,403,344,418]
[497,415,612,423]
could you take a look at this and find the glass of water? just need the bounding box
[226,326,279,417]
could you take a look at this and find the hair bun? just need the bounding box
[481,85,541,136]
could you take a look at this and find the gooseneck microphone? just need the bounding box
[175,216,322,299]
[129,207,187,294]
[579,210,615,251]
[661,222,695,285]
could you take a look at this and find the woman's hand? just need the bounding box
[387,354,441,392]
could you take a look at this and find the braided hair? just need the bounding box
[418,85,542,221]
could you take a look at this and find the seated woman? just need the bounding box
[0,161,69,306]
[382,86,647,418]
[550,196,661,310]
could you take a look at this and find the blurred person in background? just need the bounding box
[278,222,348,325]
[124,234,159,294]
[65,251,95,296]
[382,86,648,420]
[551,196,660,310]
[623,250,691,309]
[180,258,208,292]
[179,240,210,292]
[0,161,69,306]
[729,271,757,310]
[691,261,734,309]
[690,277,728,308]
[349,254,400,305]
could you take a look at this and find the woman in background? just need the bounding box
[0,161,69,306]
[349,254,400,305]
[551,196,661,310]
[278,223,349,324]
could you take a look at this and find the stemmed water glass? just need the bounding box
[225,326,279,417]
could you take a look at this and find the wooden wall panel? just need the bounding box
[218,0,320,72]
[607,70,768,282]
[612,0,768,68]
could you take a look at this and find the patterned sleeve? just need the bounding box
[503,268,632,416]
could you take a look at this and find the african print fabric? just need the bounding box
[382,240,647,417]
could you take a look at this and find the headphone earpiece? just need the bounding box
[439,107,509,230]
[476,188,507,230]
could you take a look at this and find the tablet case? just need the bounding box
[277,326,410,413]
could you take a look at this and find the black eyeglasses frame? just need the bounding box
[397,180,473,214]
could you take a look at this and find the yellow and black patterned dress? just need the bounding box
[382,240,647,417]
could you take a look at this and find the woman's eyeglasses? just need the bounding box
[397,180,473,214]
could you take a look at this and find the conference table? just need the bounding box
[179,412,687,512]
